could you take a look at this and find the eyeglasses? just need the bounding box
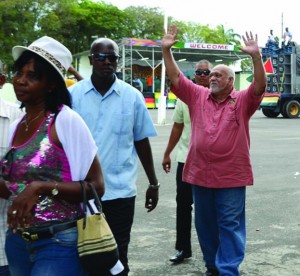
[91,53,119,62]
[195,69,210,76]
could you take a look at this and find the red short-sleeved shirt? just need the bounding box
[171,72,264,188]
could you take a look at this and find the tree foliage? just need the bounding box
[121,6,165,39]
[0,0,245,71]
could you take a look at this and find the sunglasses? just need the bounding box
[91,53,119,62]
[195,69,210,76]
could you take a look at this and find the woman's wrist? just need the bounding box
[0,180,13,199]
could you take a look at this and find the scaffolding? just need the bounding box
[119,38,250,89]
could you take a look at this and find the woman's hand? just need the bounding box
[7,183,40,232]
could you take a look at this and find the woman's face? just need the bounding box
[13,58,49,105]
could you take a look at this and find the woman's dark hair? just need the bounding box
[13,50,71,114]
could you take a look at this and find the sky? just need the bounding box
[105,0,298,47]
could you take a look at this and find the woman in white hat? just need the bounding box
[0,36,104,275]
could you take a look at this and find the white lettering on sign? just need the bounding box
[186,43,234,51]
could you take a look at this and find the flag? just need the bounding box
[264,58,274,74]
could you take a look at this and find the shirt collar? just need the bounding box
[208,87,237,103]
[87,74,122,96]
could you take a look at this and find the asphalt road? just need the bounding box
[128,109,300,276]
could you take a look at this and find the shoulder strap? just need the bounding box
[79,180,87,229]
[87,181,103,214]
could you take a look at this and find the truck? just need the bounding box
[260,41,300,118]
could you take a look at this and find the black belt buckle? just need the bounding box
[21,231,39,242]
[19,221,77,241]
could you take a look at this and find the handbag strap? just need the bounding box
[86,181,103,214]
[79,180,103,214]
[79,180,87,229]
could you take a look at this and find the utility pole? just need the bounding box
[281,12,284,39]
[157,13,168,125]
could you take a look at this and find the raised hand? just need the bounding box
[161,25,179,49]
[240,31,260,57]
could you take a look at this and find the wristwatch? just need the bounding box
[51,181,59,196]
[148,183,160,190]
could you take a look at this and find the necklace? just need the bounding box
[21,110,44,132]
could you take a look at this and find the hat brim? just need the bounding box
[12,46,65,82]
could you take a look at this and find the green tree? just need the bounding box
[214,24,241,45]
[38,0,126,55]
[0,0,248,72]
[0,0,41,66]
[172,21,206,42]
[172,21,241,46]
[0,0,127,71]
[122,6,165,39]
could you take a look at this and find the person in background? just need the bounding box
[154,76,161,92]
[132,75,143,92]
[65,65,84,88]
[162,59,212,264]
[146,74,153,92]
[268,29,275,42]
[161,25,266,276]
[0,61,18,104]
[69,37,159,276]
[0,36,105,275]
[283,27,292,46]
[0,60,24,276]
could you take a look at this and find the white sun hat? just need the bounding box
[12,36,72,81]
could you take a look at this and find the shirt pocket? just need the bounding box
[112,113,133,135]
[221,106,239,131]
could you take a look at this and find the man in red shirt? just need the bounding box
[146,75,153,92]
[161,25,266,276]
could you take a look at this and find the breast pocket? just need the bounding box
[222,106,239,131]
[112,113,133,135]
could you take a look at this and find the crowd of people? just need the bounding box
[0,24,267,276]
[130,75,166,94]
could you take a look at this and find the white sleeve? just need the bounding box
[8,118,22,146]
[55,106,98,181]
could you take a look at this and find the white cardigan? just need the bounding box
[9,105,98,181]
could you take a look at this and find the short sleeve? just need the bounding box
[55,106,98,181]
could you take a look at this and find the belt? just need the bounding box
[17,221,77,242]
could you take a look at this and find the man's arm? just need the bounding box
[68,65,84,81]
[162,122,184,173]
[252,55,266,95]
[161,25,181,89]
[240,32,266,96]
[134,138,159,212]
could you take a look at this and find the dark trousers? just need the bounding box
[0,265,10,276]
[101,197,135,276]
[175,162,193,254]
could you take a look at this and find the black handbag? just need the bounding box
[77,181,119,274]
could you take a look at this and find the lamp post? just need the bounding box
[157,13,168,125]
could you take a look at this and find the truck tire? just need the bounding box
[282,100,300,118]
[262,108,280,118]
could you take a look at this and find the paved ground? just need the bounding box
[128,109,300,276]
